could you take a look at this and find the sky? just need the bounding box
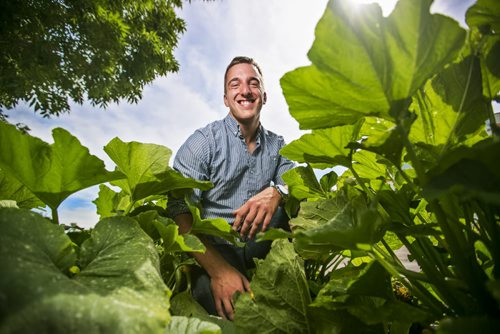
[5,0,481,228]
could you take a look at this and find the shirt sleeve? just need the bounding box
[274,136,296,186]
[166,130,211,218]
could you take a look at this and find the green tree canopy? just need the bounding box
[0,0,185,117]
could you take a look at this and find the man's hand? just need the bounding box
[210,265,250,320]
[232,186,281,239]
[174,213,252,320]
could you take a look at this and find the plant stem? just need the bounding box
[430,199,497,316]
[399,234,466,315]
[397,120,426,184]
[350,165,373,198]
[380,238,404,267]
[51,207,59,224]
[473,201,500,279]
[369,247,447,316]
[123,201,136,216]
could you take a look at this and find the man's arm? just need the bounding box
[174,213,250,320]
[232,136,294,240]
[232,186,282,240]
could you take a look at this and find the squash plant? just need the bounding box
[0,120,236,332]
[232,0,500,333]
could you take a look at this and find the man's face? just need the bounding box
[224,63,267,125]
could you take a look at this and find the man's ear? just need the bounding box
[224,94,229,107]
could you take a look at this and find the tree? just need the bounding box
[0,0,186,117]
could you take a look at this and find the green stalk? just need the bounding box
[396,120,426,184]
[473,201,500,279]
[51,207,59,224]
[394,106,485,315]
[418,237,453,278]
[123,200,136,216]
[372,244,404,278]
[350,165,373,198]
[430,200,497,316]
[374,243,448,286]
[369,247,447,316]
[400,234,466,315]
[380,238,404,267]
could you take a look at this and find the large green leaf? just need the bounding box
[281,0,465,129]
[349,116,406,167]
[92,183,130,219]
[170,291,236,334]
[293,196,387,253]
[234,240,312,333]
[313,262,393,302]
[280,123,360,169]
[423,139,500,203]
[466,0,500,98]
[0,168,44,209]
[0,122,122,211]
[480,36,500,99]
[351,150,390,185]
[104,137,212,203]
[189,203,243,246]
[436,316,500,334]
[410,55,489,149]
[0,208,170,333]
[150,214,205,253]
[165,316,221,334]
[308,306,384,334]
[170,290,210,318]
[466,0,500,32]
[290,198,346,260]
[282,165,328,200]
[312,262,432,328]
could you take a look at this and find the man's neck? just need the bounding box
[237,117,260,153]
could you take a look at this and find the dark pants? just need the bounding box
[190,207,289,316]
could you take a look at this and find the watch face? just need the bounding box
[276,184,288,196]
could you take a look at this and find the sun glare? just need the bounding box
[350,0,398,16]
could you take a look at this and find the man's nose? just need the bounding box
[240,83,251,95]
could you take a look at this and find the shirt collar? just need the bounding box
[224,113,267,139]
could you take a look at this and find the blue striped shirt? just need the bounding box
[169,114,294,224]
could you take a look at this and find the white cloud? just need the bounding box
[59,204,100,230]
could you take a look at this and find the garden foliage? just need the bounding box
[0,0,499,333]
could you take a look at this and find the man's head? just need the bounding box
[223,56,267,126]
[224,56,264,93]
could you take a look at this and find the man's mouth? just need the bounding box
[238,100,252,107]
[238,99,255,106]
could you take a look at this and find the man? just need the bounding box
[168,56,294,320]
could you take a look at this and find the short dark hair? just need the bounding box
[224,56,264,91]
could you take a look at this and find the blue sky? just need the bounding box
[5,0,485,228]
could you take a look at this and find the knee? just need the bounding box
[191,272,217,315]
[269,207,290,231]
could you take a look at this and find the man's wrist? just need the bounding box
[273,184,289,205]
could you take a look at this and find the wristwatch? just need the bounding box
[273,184,289,205]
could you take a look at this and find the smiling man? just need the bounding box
[168,56,294,320]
